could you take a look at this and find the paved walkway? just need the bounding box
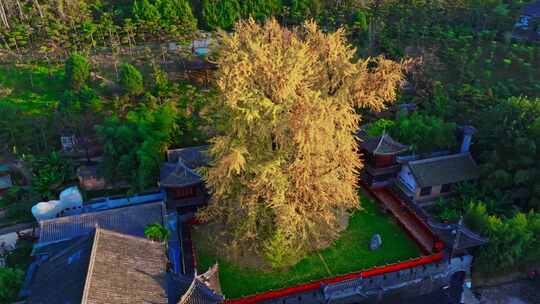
[370,188,435,254]
[0,222,35,236]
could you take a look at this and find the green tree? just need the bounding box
[390,112,457,153]
[241,0,283,20]
[144,223,171,242]
[159,0,198,34]
[28,152,74,200]
[119,63,144,96]
[65,53,90,91]
[200,19,404,268]
[477,97,540,210]
[201,0,241,29]
[133,0,161,32]
[0,267,23,303]
[464,201,489,234]
[96,105,175,191]
[286,0,322,23]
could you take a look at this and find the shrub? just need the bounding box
[144,223,170,242]
[65,53,90,91]
[119,63,144,96]
[464,201,489,234]
[0,267,23,303]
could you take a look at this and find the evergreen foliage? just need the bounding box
[201,0,241,30]
[65,53,90,91]
[28,152,74,200]
[0,267,23,303]
[368,113,457,153]
[119,63,144,96]
[96,106,175,191]
[144,223,171,242]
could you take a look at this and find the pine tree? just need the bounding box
[199,18,404,267]
[119,63,144,96]
[65,53,90,91]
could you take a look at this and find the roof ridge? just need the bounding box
[81,226,101,304]
[46,235,92,263]
[39,200,161,224]
[97,226,166,246]
[409,152,470,165]
[373,132,387,153]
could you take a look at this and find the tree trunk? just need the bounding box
[33,0,44,19]
[0,0,10,29]
[15,0,25,20]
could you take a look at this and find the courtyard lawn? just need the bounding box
[193,193,422,299]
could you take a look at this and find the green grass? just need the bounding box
[0,64,65,114]
[194,194,421,299]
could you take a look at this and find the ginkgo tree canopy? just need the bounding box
[200,18,405,268]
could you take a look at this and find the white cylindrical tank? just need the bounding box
[32,200,61,221]
[32,186,84,221]
[59,186,83,210]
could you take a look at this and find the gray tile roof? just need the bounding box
[171,264,223,304]
[27,234,95,304]
[160,162,203,188]
[28,228,169,304]
[428,220,488,251]
[361,133,409,156]
[178,279,224,304]
[83,228,168,304]
[166,146,210,169]
[408,153,479,188]
[38,201,165,245]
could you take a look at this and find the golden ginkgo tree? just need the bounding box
[199,18,405,268]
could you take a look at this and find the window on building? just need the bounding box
[441,183,453,193]
[172,186,196,199]
[420,187,432,196]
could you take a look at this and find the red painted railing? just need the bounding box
[225,252,444,304]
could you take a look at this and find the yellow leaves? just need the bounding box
[220,146,248,177]
[351,56,406,111]
[202,18,404,267]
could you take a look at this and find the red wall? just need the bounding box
[374,154,396,168]
[225,252,444,304]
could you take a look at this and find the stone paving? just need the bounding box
[370,188,435,253]
[474,280,540,304]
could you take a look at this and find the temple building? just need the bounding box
[160,146,210,211]
[360,132,409,188]
[23,227,223,304]
[396,153,480,204]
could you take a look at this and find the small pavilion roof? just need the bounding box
[160,161,203,188]
[166,146,210,169]
[407,153,480,188]
[428,219,488,251]
[177,264,224,304]
[169,264,223,304]
[361,133,409,156]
